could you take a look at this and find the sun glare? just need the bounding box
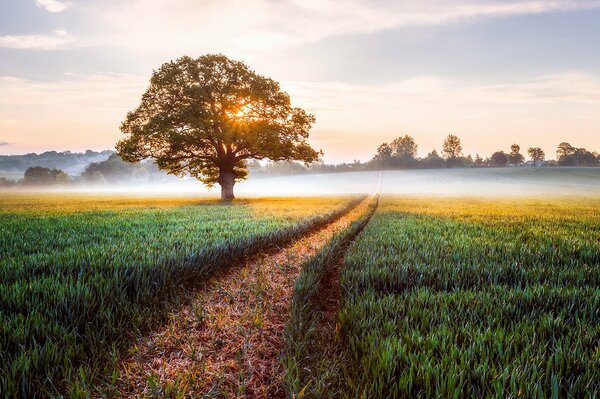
[235,105,251,118]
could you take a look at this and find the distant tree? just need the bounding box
[389,135,419,168]
[373,143,393,168]
[263,160,308,175]
[422,149,445,169]
[0,158,25,171]
[528,147,545,166]
[558,147,599,166]
[117,54,320,200]
[89,171,108,184]
[390,135,418,158]
[474,153,484,166]
[442,134,463,159]
[577,149,599,165]
[508,144,524,164]
[490,151,508,166]
[23,166,69,185]
[82,154,144,183]
[0,177,15,187]
[556,142,575,160]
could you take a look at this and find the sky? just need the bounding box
[1,0,599,163]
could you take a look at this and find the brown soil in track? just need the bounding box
[107,198,372,399]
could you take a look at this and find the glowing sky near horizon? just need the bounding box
[1,0,600,163]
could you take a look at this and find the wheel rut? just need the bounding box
[106,197,373,398]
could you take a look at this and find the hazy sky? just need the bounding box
[1,0,599,162]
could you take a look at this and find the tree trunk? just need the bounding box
[218,169,236,201]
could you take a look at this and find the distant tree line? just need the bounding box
[370,134,599,169]
[0,153,176,188]
[0,150,113,174]
[246,135,599,177]
[1,137,599,187]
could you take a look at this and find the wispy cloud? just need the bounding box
[0,71,598,161]
[36,0,72,13]
[282,72,600,160]
[0,30,74,50]
[0,73,145,153]
[86,0,600,54]
[0,140,9,147]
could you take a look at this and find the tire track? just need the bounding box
[105,197,374,398]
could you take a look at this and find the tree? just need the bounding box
[389,135,419,168]
[528,147,545,166]
[117,54,320,200]
[373,143,393,168]
[474,153,484,166]
[442,134,462,159]
[556,142,575,160]
[490,151,508,166]
[558,147,599,166]
[508,144,524,164]
[0,177,15,187]
[390,135,418,158]
[23,166,69,185]
[81,154,141,183]
[422,150,445,169]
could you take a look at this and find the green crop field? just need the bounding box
[0,193,358,398]
[337,197,600,398]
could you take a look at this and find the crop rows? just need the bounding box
[0,194,359,398]
[284,196,378,398]
[339,197,600,398]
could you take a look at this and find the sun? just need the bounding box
[234,105,251,118]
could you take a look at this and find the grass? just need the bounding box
[284,196,378,398]
[0,193,360,398]
[337,196,600,398]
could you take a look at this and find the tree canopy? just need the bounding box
[528,147,545,163]
[117,54,321,199]
[490,151,508,166]
[23,166,69,185]
[442,134,462,159]
[508,144,524,164]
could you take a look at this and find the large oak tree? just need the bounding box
[117,54,321,200]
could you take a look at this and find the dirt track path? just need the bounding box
[108,197,372,398]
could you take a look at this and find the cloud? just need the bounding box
[35,0,72,13]
[0,71,598,162]
[0,73,146,153]
[84,0,600,55]
[280,72,600,160]
[0,140,9,146]
[0,30,74,50]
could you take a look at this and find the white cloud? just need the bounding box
[0,30,74,50]
[84,0,600,55]
[35,0,72,13]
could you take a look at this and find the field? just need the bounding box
[336,197,600,398]
[0,193,358,397]
[2,187,600,398]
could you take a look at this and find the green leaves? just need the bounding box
[117,54,320,196]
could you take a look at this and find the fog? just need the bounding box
[238,168,600,197]
[24,167,599,198]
